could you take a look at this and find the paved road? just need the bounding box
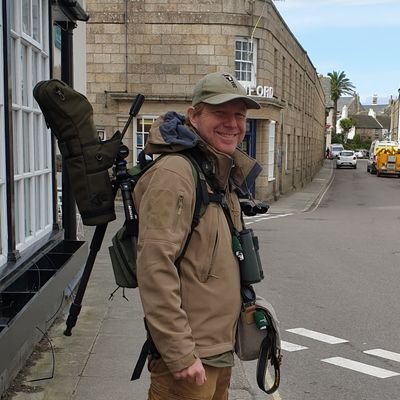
[244,159,400,400]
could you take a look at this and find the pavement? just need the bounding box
[4,160,333,400]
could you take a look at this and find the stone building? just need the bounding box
[85,0,326,200]
[390,97,400,141]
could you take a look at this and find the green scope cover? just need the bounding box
[33,79,122,226]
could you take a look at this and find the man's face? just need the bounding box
[188,100,247,155]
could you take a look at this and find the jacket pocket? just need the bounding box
[172,192,185,232]
[197,213,220,282]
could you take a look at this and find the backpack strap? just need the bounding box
[174,151,223,268]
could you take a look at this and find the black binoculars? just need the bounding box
[240,199,269,217]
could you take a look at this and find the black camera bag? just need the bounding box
[33,79,122,225]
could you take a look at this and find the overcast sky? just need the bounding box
[273,0,400,104]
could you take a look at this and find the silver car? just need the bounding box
[336,150,357,169]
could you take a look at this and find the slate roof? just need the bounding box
[338,96,365,114]
[360,104,390,115]
[375,115,391,129]
[349,114,383,129]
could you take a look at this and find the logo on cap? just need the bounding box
[222,73,238,88]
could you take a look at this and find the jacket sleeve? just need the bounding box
[134,156,198,373]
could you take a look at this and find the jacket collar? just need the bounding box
[197,141,262,193]
[144,112,262,193]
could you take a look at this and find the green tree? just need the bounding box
[328,70,355,136]
[339,117,356,143]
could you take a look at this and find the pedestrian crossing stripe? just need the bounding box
[321,357,400,378]
[364,349,400,363]
[281,341,308,352]
[286,328,348,344]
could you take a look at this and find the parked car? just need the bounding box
[329,144,344,159]
[336,150,357,169]
[354,149,366,159]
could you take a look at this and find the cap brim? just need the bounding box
[202,94,261,110]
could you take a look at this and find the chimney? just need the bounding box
[372,94,378,105]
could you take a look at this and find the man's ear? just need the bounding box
[187,106,198,129]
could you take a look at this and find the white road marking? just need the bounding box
[244,213,293,225]
[321,357,400,378]
[281,340,308,352]
[286,328,348,344]
[364,349,400,363]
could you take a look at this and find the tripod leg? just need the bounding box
[64,223,108,336]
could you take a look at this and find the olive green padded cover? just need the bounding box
[33,79,122,225]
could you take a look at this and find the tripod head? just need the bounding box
[110,94,146,236]
[111,93,145,183]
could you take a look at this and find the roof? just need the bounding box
[375,115,391,129]
[338,96,366,114]
[349,114,383,129]
[361,104,390,115]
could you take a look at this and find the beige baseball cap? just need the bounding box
[192,72,261,109]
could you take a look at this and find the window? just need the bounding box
[268,121,276,181]
[9,0,51,253]
[96,128,106,141]
[281,56,286,101]
[54,25,61,49]
[273,48,278,95]
[235,37,257,88]
[22,0,41,43]
[134,116,157,163]
[285,134,290,171]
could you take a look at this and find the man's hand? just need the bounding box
[173,358,207,385]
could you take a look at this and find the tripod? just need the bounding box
[64,94,144,336]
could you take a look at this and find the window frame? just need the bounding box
[234,37,257,88]
[133,115,158,164]
[8,0,52,254]
[268,121,276,181]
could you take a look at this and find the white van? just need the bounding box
[329,144,344,159]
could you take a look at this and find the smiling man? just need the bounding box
[133,72,262,400]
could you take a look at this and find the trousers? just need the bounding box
[147,359,232,400]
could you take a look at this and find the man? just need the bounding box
[134,72,262,399]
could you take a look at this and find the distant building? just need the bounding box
[335,94,391,142]
[348,114,390,142]
[390,97,400,141]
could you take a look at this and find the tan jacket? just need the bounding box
[133,113,262,373]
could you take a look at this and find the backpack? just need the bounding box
[108,150,220,294]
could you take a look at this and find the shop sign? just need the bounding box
[244,84,274,98]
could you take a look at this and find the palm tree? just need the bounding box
[328,70,355,136]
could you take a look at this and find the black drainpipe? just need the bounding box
[2,0,18,261]
[59,21,77,241]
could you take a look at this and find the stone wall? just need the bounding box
[85,0,326,200]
